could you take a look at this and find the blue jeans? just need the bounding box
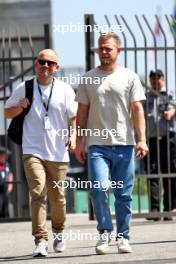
[88,145,135,240]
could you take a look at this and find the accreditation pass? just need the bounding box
[44,115,51,130]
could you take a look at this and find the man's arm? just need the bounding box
[75,103,89,164]
[131,101,149,160]
[5,98,30,119]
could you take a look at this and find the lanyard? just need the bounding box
[37,78,55,115]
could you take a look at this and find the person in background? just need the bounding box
[0,146,13,218]
[145,69,176,221]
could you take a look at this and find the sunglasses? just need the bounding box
[38,59,57,66]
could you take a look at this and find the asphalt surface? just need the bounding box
[0,214,176,264]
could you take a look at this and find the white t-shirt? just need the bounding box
[75,66,146,146]
[5,77,78,162]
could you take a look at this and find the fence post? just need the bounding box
[44,24,51,48]
[84,14,95,220]
[84,14,95,71]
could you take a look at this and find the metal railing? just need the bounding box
[1,15,176,221]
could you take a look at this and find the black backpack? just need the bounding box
[7,79,34,145]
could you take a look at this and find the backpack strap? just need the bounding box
[23,78,34,116]
[7,78,34,145]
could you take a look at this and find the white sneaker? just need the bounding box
[33,241,48,257]
[95,232,110,255]
[53,232,65,252]
[117,238,132,253]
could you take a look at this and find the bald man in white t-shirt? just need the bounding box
[5,49,77,257]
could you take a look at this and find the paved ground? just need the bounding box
[0,214,176,264]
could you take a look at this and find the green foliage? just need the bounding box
[133,177,148,195]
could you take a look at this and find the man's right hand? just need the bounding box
[18,98,30,110]
[5,98,30,119]
[75,138,86,164]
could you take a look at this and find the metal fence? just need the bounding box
[1,15,176,221]
[84,14,176,219]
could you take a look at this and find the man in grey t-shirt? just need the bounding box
[75,33,148,254]
[144,70,176,220]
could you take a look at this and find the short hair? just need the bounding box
[149,69,164,78]
[98,32,121,46]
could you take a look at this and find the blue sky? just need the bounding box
[51,0,175,71]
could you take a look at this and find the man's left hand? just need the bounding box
[135,141,149,160]
[65,135,76,152]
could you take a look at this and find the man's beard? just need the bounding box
[100,58,111,65]
[43,71,49,78]
[38,70,54,79]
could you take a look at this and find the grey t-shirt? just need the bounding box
[146,88,176,138]
[75,66,146,146]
